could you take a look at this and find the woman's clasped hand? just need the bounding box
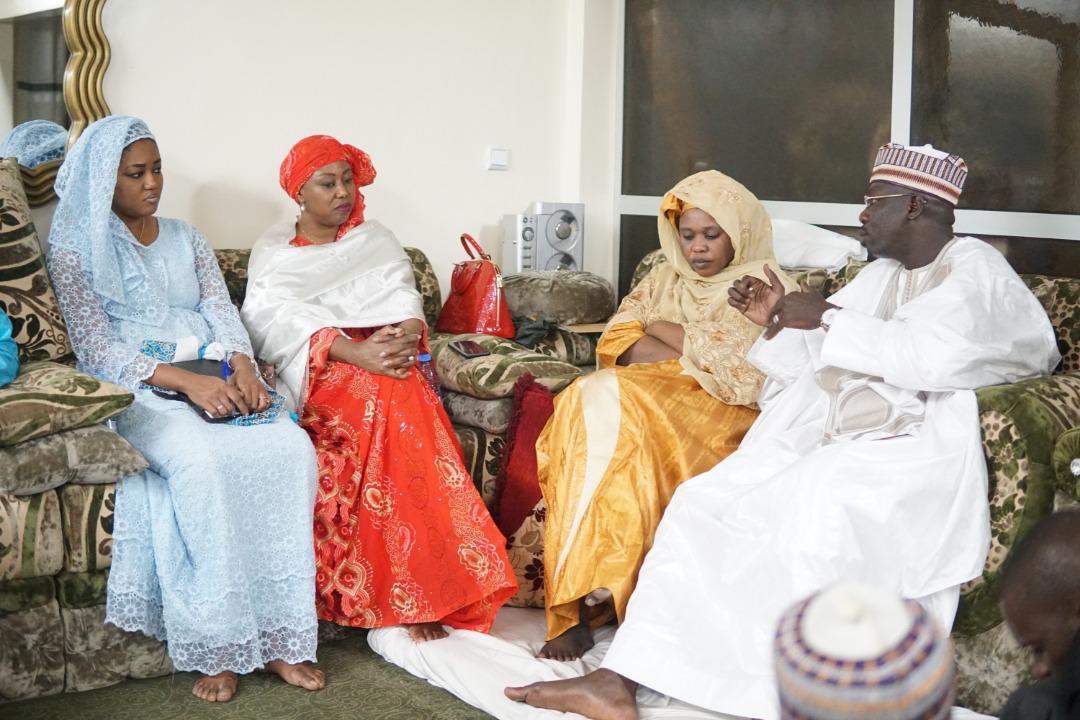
[329,325,420,379]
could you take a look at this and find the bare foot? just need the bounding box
[264,659,326,690]
[505,669,639,720]
[538,621,594,661]
[407,621,449,642]
[192,671,238,702]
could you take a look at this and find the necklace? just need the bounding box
[134,216,147,245]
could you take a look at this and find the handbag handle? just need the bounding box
[460,233,491,261]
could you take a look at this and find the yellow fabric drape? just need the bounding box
[540,170,796,640]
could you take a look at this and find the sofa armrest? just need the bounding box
[954,371,1080,635]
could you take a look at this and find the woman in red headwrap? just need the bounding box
[242,135,516,641]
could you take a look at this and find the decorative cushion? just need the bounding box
[61,600,174,692]
[0,157,72,364]
[0,360,134,448]
[530,326,598,367]
[503,500,546,609]
[430,333,581,400]
[0,424,146,496]
[494,376,556,609]
[503,271,616,325]
[0,490,63,582]
[59,483,115,573]
[443,391,512,435]
[403,247,443,329]
[494,375,554,537]
[0,591,65,700]
[1022,275,1080,373]
[213,248,249,310]
[452,424,503,507]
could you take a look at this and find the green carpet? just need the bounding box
[6,631,495,720]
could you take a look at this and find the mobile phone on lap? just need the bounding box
[448,340,491,358]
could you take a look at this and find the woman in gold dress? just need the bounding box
[538,170,796,660]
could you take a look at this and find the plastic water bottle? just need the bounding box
[417,353,442,402]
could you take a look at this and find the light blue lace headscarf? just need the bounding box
[49,115,163,324]
[0,119,67,167]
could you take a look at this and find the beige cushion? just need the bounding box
[0,424,147,496]
[0,490,63,581]
[0,157,72,363]
[503,271,615,325]
[0,361,134,448]
[430,334,581,400]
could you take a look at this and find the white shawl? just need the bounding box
[241,219,425,410]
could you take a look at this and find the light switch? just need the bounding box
[486,146,509,171]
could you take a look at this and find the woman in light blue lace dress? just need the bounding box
[46,116,323,702]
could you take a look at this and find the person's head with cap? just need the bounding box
[859,143,968,270]
[1000,509,1080,681]
[774,581,955,720]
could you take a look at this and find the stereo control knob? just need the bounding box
[522,227,534,243]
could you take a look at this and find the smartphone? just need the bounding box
[448,340,491,358]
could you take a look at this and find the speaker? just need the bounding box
[503,202,585,272]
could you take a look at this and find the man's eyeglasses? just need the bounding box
[863,193,910,206]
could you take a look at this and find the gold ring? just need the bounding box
[260,396,268,402]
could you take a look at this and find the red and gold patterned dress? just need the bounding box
[293,237,516,631]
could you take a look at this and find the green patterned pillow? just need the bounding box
[0,424,146,496]
[0,361,134,447]
[430,333,582,399]
[504,271,615,325]
[443,391,512,434]
[404,247,443,329]
[452,424,503,506]
[0,157,73,363]
[0,490,63,581]
[59,483,116,573]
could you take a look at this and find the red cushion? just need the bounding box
[495,374,555,537]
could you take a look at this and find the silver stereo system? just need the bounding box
[503,202,584,272]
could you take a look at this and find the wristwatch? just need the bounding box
[820,307,840,332]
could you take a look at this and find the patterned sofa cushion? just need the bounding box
[0,157,72,364]
[0,490,63,582]
[0,582,65,700]
[443,391,512,435]
[1022,275,1080,373]
[452,424,503,506]
[0,424,146,496]
[529,326,598,367]
[430,333,582,400]
[59,484,115,573]
[0,361,135,448]
[504,271,616,325]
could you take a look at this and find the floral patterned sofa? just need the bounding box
[632,248,1080,713]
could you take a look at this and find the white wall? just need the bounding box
[101,0,620,293]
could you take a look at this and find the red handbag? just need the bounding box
[435,234,515,338]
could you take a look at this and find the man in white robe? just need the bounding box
[506,144,1061,720]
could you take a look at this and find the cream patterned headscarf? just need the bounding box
[606,170,796,402]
